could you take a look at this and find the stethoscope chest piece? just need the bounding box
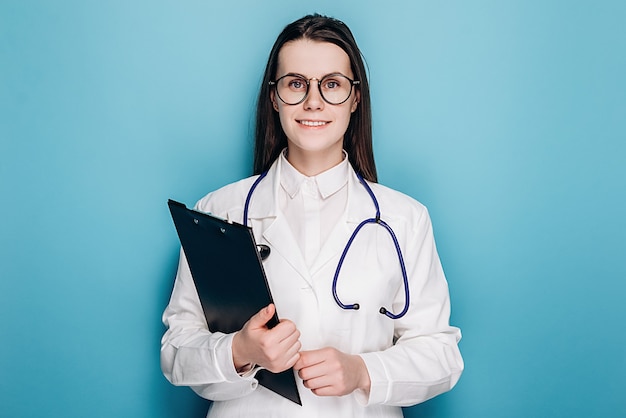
[256,244,271,260]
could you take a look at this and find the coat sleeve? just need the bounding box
[160,249,261,401]
[358,206,464,406]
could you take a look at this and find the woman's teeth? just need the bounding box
[299,120,327,127]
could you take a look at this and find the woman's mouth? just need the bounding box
[298,120,328,127]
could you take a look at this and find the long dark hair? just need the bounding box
[253,14,377,182]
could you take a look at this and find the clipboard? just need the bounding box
[167,199,302,406]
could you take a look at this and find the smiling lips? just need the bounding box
[298,120,328,127]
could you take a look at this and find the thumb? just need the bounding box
[248,303,275,329]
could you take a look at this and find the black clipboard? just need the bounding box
[167,200,301,406]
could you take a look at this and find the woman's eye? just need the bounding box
[289,79,306,90]
[324,80,340,89]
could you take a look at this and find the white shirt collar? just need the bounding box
[279,150,349,200]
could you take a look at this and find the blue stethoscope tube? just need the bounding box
[243,170,410,319]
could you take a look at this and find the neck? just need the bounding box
[285,147,344,177]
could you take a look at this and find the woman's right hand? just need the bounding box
[232,304,301,373]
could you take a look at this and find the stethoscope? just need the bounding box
[243,170,410,319]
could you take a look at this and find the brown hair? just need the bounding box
[253,14,377,182]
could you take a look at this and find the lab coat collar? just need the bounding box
[345,167,377,224]
[240,159,283,221]
[242,153,373,223]
[238,154,376,280]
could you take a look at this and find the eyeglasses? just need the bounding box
[269,73,360,106]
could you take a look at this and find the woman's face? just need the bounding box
[272,39,359,171]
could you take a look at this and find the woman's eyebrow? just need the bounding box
[276,71,348,79]
[280,72,307,78]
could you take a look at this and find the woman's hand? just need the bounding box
[232,304,301,373]
[294,347,371,397]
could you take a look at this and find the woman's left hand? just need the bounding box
[294,347,371,397]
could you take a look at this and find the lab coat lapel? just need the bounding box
[308,219,351,277]
[242,158,312,285]
[309,167,373,277]
[262,215,311,284]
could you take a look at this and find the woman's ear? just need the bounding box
[270,90,279,112]
[351,89,360,113]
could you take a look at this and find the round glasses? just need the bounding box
[270,73,360,105]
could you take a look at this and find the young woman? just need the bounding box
[161,14,463,417]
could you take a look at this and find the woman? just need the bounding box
[161,14,463,417]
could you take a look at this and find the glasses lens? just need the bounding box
[276,76,308,105]
[319,74,353,105]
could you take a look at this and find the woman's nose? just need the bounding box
[303,79,324,110]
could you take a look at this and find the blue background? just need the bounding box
[1,1,624,417]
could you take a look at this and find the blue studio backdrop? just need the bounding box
[1,1,624,417]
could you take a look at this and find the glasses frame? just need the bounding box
[269,73,360,106]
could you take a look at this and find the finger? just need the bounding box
[281,338,302,361]
[298,362,325,382]
[294,349,325,370]
[302,374,334,392]
[274,323,300,346]
[248,304,275,329]
[285,351,301,370]
[297,356,331,382]
[272,319,298,337]
[271,329,301,367]
[262,337,301,373]
[311,385,339,397]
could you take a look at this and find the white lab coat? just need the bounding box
[161,158,463,417]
